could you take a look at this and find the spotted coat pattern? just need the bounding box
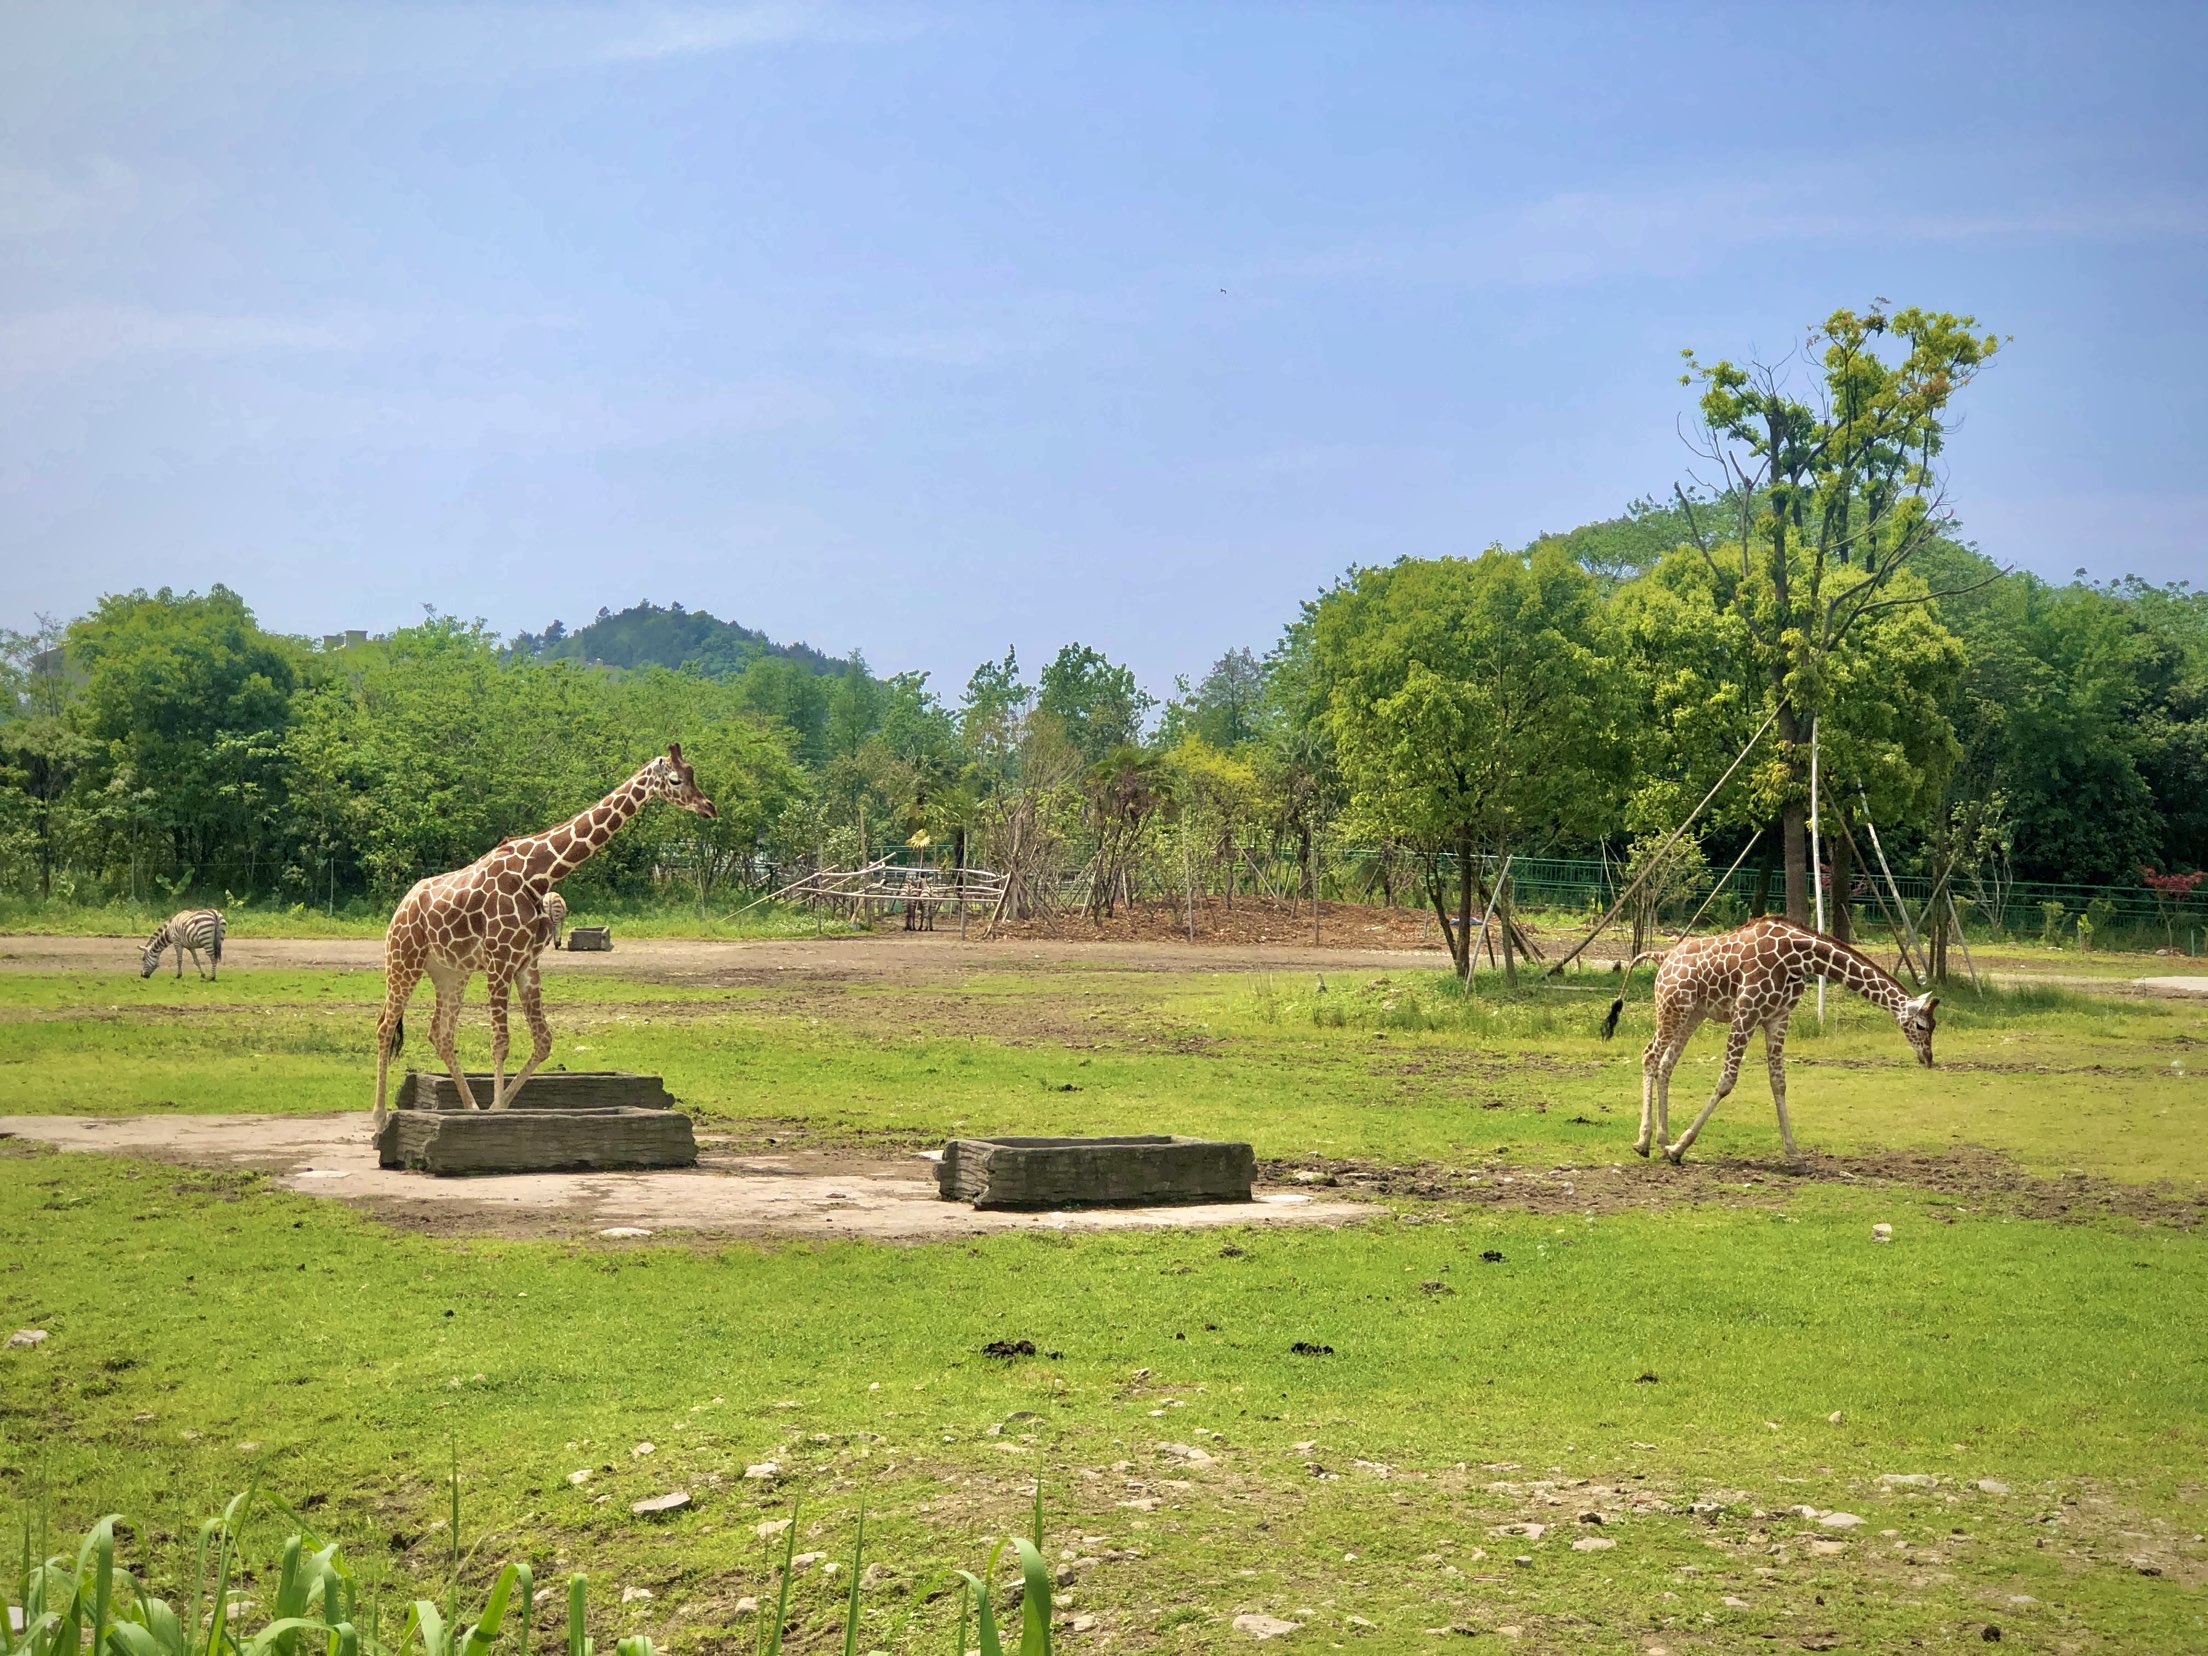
[1620,916,1938,1163]
[372,746,716,1125]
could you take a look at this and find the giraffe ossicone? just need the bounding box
[372,745,715,1128]
[1601,916,1939,1164]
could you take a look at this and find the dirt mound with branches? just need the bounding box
[988,895,1450,951]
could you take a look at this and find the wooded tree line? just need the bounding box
[3,304,2202,945]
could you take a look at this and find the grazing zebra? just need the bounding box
[141,908,226,980]
[541,891,568,951]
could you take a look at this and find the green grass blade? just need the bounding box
[954,1573,1002,1656]
[759,1505,799,1656]
[1008,1540,1051,1656]
[565,1576,587,1656]
[840,1506,865,1656]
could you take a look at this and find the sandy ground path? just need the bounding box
[0,1111,1366,1243]
[4,929,2200,997]
[0,931,1451,981]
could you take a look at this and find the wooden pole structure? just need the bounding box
[1947,892,1983,991]
[1674,829,1761,941]
[1467,854,1511,992]
[1854,787,1925,973]
[1809,717,1827,1027]
[1547,709,1777,977]
[1822,786,1924,986]
[1298,830,1315,945]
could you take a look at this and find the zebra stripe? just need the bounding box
[143,908,225,980]
[542,891,568,950]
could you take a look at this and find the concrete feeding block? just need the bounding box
[565,926,613,951]
[936,1135,1255,1209]
[378,1107,697,1175]
[380,1069,694,1175]
[400,1070,676,1112]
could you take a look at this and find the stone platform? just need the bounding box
[379,1070,696,1176]
[397,1069,676,1112]
[937,1134,1255,1209]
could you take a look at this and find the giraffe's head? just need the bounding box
[1897,992,1939,1066]
[643,743,717,820]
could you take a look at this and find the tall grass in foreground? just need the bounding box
[7,1484,1057,1656]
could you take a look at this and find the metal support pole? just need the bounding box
[1809,717,1826,1027]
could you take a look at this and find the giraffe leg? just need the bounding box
[1666,1010,1752,1163]
[1636,1009,1685,1157]
[1650,1010,1701,1153]
[1763,1017,1799,1161]
[486,968,514,1109]
[426,960,479,1110]
[374,958,423,1130]
[1635,1032,1659,1157]
[498,962,554,1112]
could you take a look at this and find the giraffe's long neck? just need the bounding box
[1803,932,1911,1014]
[514,770,654,884]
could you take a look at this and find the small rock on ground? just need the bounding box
[598,1227,653,1239]
[1571,1536,1616,1551]
[1818,1512,1866,1529]
[5,1330,48,1349]
[621,1587,653,1603]
[1976,1478,2011,1494]
[1232,1613,1300,1639]
[629,1491,690,1517]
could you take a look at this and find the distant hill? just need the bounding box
[509,601,851,678]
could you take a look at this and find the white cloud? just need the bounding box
[595,1,925,62]
[1263,176,2208,291]
[0,303,355,380]
[0,159,140,239]
[836,326,1029,368]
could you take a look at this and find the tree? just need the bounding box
[1161,648,1266,751]
[1037,644,1154,765]
[1314,545,1620,982]
[65,585,303,893]
[1678,303,2004,922]
[0,618,91,898]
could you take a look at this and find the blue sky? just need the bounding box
[3,1,2203,696]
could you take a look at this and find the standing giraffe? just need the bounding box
[1601,916,1938,1163]
[373,746,715,1127]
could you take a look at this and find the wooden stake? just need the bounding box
[1548,708,1777,975]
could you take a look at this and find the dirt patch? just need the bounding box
[989,894,1448,952]
[0,1113,1364,1244]
[0,929,1451,983]
[1259,1146,2208,1229]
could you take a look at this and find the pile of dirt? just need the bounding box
[986,895,1451,952]
[1258,1145,2208,1230]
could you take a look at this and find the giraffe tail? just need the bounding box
[1600,950,1668,1038]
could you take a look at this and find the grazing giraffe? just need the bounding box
[1601,915,1938,1163]
[373,746,715,1127]
[141,908,225,980]
[540,891,568,951]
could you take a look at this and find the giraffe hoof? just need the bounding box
[1663,1145,1686,1165]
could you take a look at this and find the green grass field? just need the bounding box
[3,942,2204,1652]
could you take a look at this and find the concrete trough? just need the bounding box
[380,1069,696,1175]
[936,1134,1255,1210]
[399,1070,676,1112]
